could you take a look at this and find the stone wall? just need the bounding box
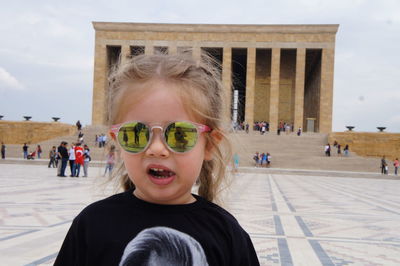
[328,132,400,160]
[0,121,75,144]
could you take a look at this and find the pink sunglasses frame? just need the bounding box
[110,120,211,154]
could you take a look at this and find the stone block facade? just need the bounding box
[0,121,75,144]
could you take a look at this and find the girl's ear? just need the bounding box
[204,130,222,161]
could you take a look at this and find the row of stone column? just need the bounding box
[116,45,334,133]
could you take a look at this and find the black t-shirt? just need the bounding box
[55,190,260,266]
[58,146,68,158]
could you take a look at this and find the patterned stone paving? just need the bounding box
[0,164,399,265]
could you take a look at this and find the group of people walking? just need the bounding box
[380,156,399,175]
[253,152,272,167]
[324,141,349,157]
[20,143,43,159]
[55,141,91,177]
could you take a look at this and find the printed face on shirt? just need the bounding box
[118,81,212,205]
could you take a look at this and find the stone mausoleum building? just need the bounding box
[92,22,338,133]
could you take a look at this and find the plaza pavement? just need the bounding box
[0,163,399,265]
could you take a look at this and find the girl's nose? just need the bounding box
[145,130,170,158]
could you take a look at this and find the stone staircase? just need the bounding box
[1,127,391,174]
[230,130,387,173]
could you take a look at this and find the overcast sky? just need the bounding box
[1,0,399,132]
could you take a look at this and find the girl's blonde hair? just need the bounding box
[107,52,232,202]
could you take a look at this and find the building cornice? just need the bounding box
[92,22,339,34]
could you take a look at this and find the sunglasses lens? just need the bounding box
[165,122,198,153]
[117,122,149,153]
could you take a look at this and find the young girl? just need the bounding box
[55,53,259,265]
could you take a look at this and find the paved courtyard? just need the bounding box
[0,163,399,265]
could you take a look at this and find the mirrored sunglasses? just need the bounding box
[110,121,211,154]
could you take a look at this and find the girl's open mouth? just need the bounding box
[147,165,176,185]
[148,167,175,178]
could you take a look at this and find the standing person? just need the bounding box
[83,144,91,177]
[261,124,266,135]
[103,145,116,178]
[68,143,76,177]
[266,152,271,167]
[253,152,259,167]
[76,120,82,131]
[55,54,259,266]
[337,144,341,156]
[394,158,399,176]
[324,144,330,156]
[233,153,239,172]
[285,124,290,134]
[102,133,107,147]
[381,156,388,174]
[297,127,302,136]
[74,143,84,177]
[37,145,42,159]
[23,143,28,159]
[245,123,249,134]
[48,146,57,168]
[1,142,5,159]
[261,152,267,167]
[78,131,84,144]
[58,142,69,177]
[344,144,349,156]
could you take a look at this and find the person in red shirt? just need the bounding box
[74,143,84,177]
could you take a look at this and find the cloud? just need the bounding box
[0,67,24,90]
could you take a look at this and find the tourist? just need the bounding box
[245,123,249,133]
[394,158,399,176]
[333,140,338,147]
[266,152,271,167]
[285,124,291,134]
[253,152,260,167]
[58,141,69,177]
[103,145,116,178]
[324,143,331,157]
[1,142,5,159]
[68,143,76,177]
[78,131,84,144]
[74,143,84,177]
[76,120,82,131]
[55,54,259,265]
[297,127,302,136]
[37,145,42,159]
[83,144,91,177]
[261,152,268,167]
[337,144,341,156]
[381,156,388,174]
[261,124,266,135]
[95,134,99,147]
[22,143,28,159]
[48,146,57,168]
[233,153,239,172]
[344,144,349,156]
